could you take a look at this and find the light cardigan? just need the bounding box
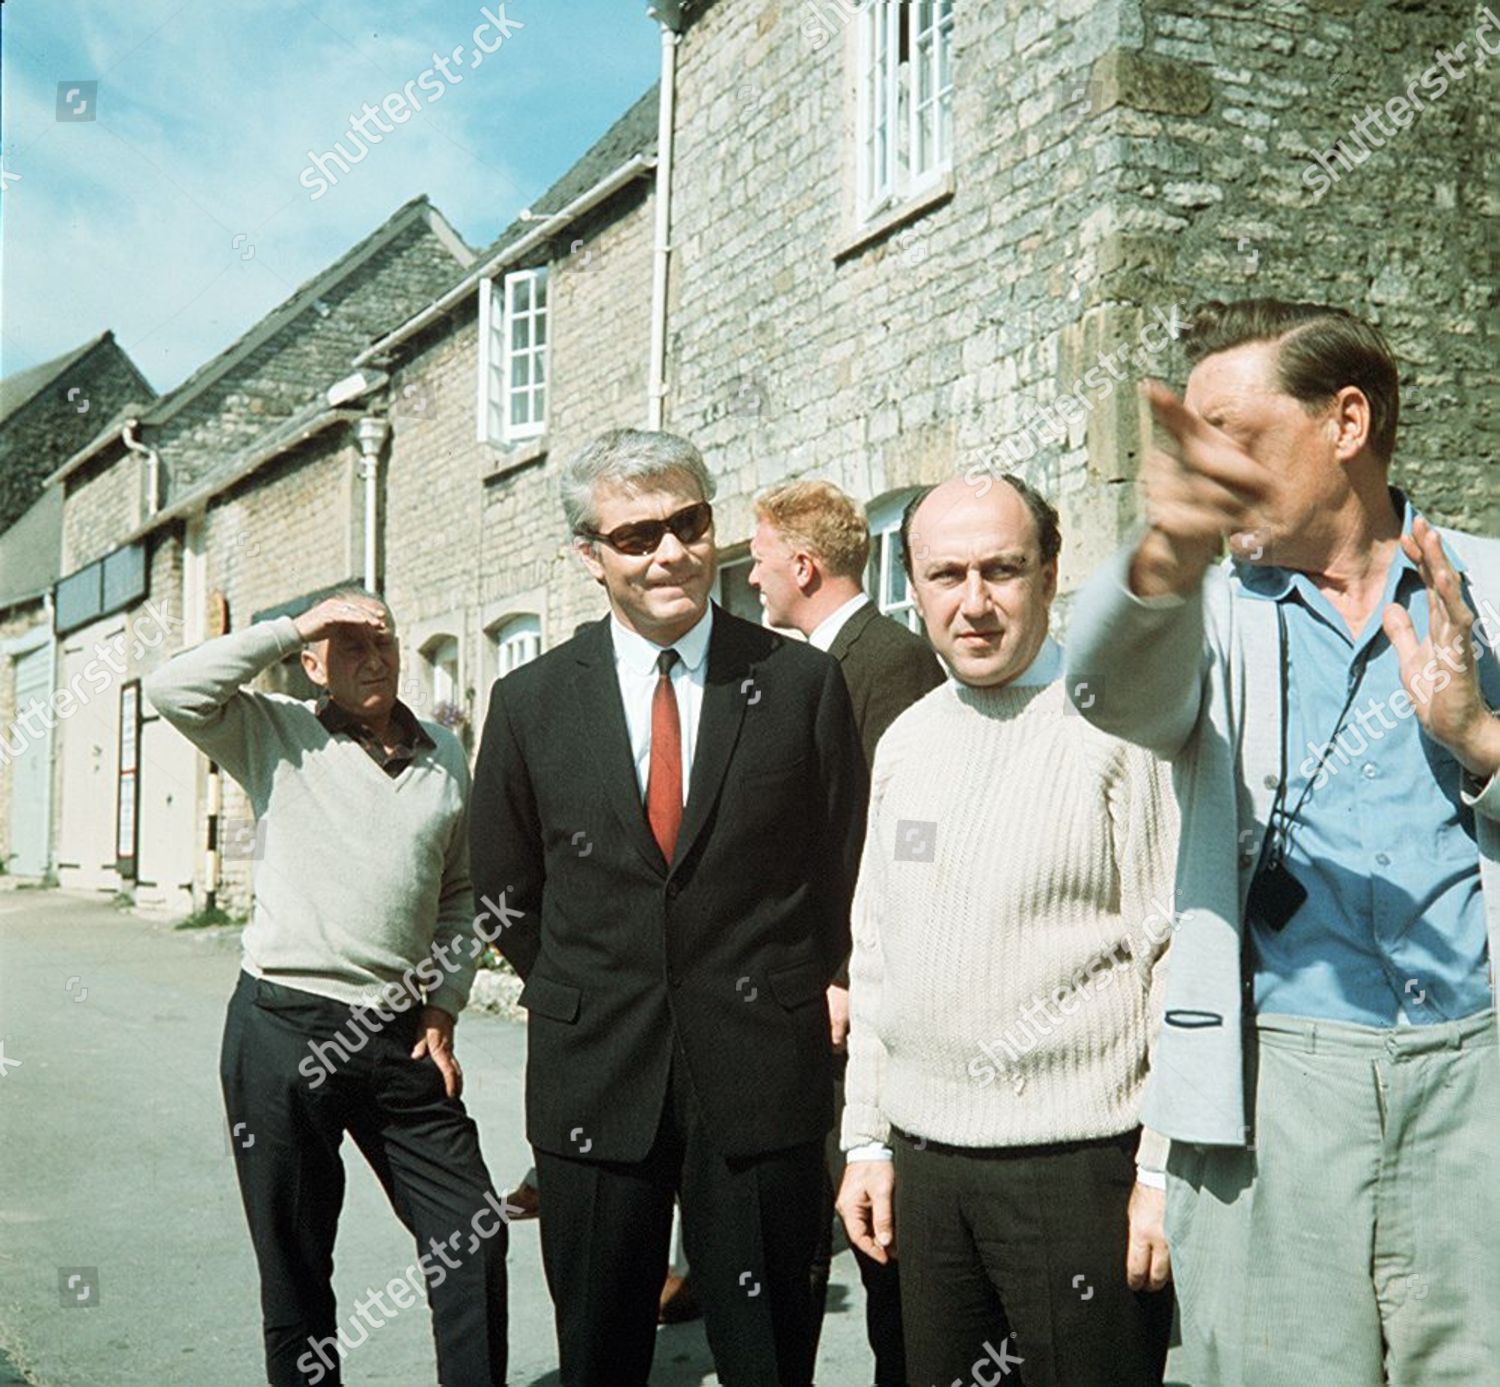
[143,617,479,1020]
[840,672,1177,1163]
[1066,526,1500,1147]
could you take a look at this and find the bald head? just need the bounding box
[903,475,1061,689]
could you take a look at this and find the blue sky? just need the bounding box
[0,0,661,392]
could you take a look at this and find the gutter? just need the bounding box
[646,19,680,429]
[353,153,657,367]
[110,406,367,550]
[121,418,161,517]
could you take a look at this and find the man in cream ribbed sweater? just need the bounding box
[145,592,507,1387]
[836,477,1177,1387]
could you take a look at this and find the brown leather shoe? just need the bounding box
[502,1180,540,1222]
[658,1271,701,1324]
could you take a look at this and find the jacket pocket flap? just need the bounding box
[519,973,581,1023]
[767,960,826,1009]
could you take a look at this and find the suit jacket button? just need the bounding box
[666,880,681,898]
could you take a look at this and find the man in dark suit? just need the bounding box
[751,481,946,766]
[470,430,867,1387]
[748,480,945,1387]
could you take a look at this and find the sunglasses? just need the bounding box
[579,501,714,556]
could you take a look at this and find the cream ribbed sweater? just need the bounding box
[841,674,1178,1156]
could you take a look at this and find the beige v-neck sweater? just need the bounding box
[143,618,479,1020]
[841,676,1178,1157]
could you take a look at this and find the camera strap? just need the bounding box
[1264,600,1372,865]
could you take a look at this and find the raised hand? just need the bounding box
[1382,516,1500,778]
[1131,381,1279,598]
[294,595,389,645]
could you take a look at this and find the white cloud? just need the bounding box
[2,0,655,391]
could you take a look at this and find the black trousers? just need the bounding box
[810,1064,906,1386]
[220,972,508,1387]
[893,1127,1172,1387]
[535,1039,825,1387]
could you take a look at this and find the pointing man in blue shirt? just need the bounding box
[1066,299,1500,1386]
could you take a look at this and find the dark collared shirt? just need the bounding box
[315,693,434,778]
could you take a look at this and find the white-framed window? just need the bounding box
[857,0,955,221]
[866,488,924,633]
[477,267,549,444]
[422,635,461,710]
[489,614,541,681]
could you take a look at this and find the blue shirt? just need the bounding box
[1241,496,1498,1025]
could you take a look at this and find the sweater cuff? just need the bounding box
[1135,1125,1170,1172]
[840,1100,890,1153]
[266,614,305,658]
[424,975,471,1022]
[844,1142,894,1162]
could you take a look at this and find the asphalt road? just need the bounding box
[0,889,870,1386]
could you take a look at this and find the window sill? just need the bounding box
[481,435,548,486]
[833,173,956,265]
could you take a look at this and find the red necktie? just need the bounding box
[646,648,682,861]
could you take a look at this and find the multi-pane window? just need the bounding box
[866,489,924,633]
[857,0,955,220]
[478,267,548,444]
[490,614,541,680]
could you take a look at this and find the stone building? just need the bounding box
[359,86,662,741]
[0,332,154,879]
[40,197,471,908]
[658,0,1496,614]
[7,0,1494,915]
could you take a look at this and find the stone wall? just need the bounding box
[1110,0,1497,535]
[0,338,150,532]
[663,0,1496,604]
[155,217,469,502]
[381,183,656,737]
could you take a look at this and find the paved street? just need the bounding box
[0,890,870,1386]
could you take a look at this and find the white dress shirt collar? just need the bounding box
[610,601,715,674]
[808,592,871,652]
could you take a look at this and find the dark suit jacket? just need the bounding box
[826,601,946,766]
[469,604,868,1163]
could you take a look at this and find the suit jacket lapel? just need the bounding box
[826,600,877,663]
[672,607,754,872]
[570,618,667,874]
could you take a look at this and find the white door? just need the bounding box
[55,626,121,893]
[134,715,199,914]
[7,643,52,877]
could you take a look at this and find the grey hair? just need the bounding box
[561,429,716,536]
[324,586,394,622]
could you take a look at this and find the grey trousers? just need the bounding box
[1165,1009,1500,1387]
